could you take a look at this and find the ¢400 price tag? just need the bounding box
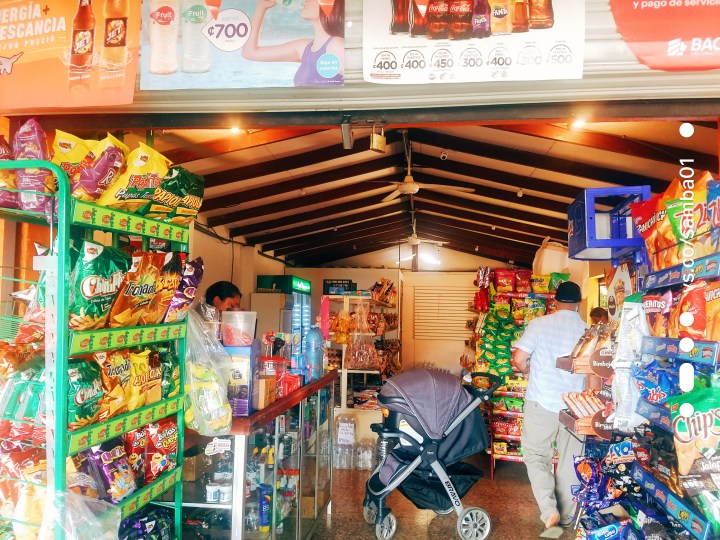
[202,8,251,52]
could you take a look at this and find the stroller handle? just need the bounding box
[463,372,503,402]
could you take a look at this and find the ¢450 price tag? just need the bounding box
[202,8,251,52]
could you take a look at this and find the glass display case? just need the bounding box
[169,371,336,539]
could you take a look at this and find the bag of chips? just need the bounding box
[494,269,515,293]
[514,269,532,294]
[167,167,205,225]
[92,349,131,421]
[145,419,178,485]
[67,360,103,431]
[146,350,163,406]
[530,274,551,294]
[669,280,706,340]
[549,272,570,292]
[13,118,54,214]
[163,257,204,323]
[705,281,720,341]
[107,251,166,328]
[138,251,184,326]
[160,348,180,400]
[0,134,17,209]
[123,428,147,488]
[126,350,150,411]
[72,133,128,202]
[643,289,673,338]
[85,439,136,503]
[137,165,185,221]
[69,241,131,331]
[96,143,170,212]
[52,130,93,181]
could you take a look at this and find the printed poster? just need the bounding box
[140,0,345,90]
[362,0,585,84]
[0,0,141,110]
[610,0,720,71]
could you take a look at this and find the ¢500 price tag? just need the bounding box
[202,8,251,52]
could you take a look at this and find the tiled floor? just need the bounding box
[312,454,577,539]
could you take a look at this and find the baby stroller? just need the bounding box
[363,368,499,540]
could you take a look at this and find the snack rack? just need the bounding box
[0,160,188,539]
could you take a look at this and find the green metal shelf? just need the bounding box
[68,322,186,355]
[119,467,182,519]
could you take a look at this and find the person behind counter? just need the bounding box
[589,306,609,325]
[197,281,242,323]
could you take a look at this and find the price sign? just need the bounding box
[459,48,484,69]
[202,8,251,52]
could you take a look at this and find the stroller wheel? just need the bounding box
[456,507,491,540]
[434,507,454,515]
[363,501,378,524]
[375,512,397,540]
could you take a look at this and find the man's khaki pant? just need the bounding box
[520,399,584,525]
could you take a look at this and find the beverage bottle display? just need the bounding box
[528,0,553,28]
[512,0,529,32]
[409,0,428,37]
[101,0,128,71]
[471,0,491,38]
[390,0,410,33]
[304,325,324,381]
[448,0,473,40]
[181,0,211,73]
[426,0,449,39]
[70,0,95,72]
[490,0,512,35]
[148,0,179,74]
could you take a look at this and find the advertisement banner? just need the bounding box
[362,0,584,84]
[0,0,140,109]
[140,0,345,90]
[610,0,720,71]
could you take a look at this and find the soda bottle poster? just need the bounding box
[610,0,720,71]
[140,0,345,90]
[0,0,141,110]
[362,0,585,84]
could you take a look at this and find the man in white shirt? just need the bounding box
[511,281,595,531]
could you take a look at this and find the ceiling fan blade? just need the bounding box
[416,184,475,193]
[382,190,402,202]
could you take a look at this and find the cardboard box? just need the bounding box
[183,446,210,482]
[253,375,277,410]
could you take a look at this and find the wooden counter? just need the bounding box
[230,370,338,435]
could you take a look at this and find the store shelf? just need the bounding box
[68,322,187,355]
[325,295,397,309]
[494,391,525,398]
[0,205,51,226]
[70,200,190,243]
[346,369,382,374]
[643,253,720,290]
[494,292,555,299]
[635,398,672,433]
[493,433,522,442]
[640,336,719,366]
[492,409,524,418]
[119,467,183,519]
[67,396,183,454]
[631,462,711,540]
[493,453,524,462]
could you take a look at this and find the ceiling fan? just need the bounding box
[381,129,476,203]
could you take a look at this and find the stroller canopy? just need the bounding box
[380,368,474,440]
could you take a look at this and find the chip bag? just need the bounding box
[107,251,166,328]
[96,143,170,212]
[0,134,17,209]
[145,419,178,485]
[163,257,204,323]
[69,241,131,330]
[123,428,147,488]
[92,349,131,421]
[52,130,93,181]
[138,251,184,326]
[13,118,54,213]
[137,165,186,221]
[643,289,673,338]
[515,269,532,294]
[67,360,103,431]
[146,350,163,405]
[160,348,180,400]
[669,280,706,340]
[494,269,515,293]
[549,272,570,292]
[85,439,136,504]
[705,281,720,341]
[127,350,150,411]
[72,133,128,202]
[167,167,204,225]
[530,274,550,294]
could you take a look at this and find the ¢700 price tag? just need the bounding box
[202,8,251,52]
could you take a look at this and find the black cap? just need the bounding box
[555,281,582,303]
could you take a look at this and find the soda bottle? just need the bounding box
[448,0,473,39]
[181,0,211,73]
[426,0,449,39]
[390,0,409,33]
[148,0,179,74]
[471,0,491,38]
[490,0,511,35]
[512,0,529,32]
[70,0,95,72]
[409,0,428,37]
[529,0,553,28]
[101,0,129,71]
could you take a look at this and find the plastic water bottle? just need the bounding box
[148,0,179,74]
[305,325,324,381]
[180,0,211,73]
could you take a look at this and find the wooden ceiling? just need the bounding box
[33,116,720,268]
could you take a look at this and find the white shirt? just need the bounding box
[515,309,588,413]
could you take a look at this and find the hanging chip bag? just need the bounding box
[13,118,54,214]
[160,348,180,400]
[69,241,131,330]
[67,360,103,431]
[92,349,131,421]
[85,439,136,504]
[167,167,205,225]
[126,350,151,411]
[123,428,147,488]
[72,133,129,202]
[96,142,169,212]
[136,165,185,221]
[138,251,184,325]
[163,257,204,323]
[107,251,165,328]
[0,135,17,209]
[51,130,93,181]
[145,419,178,485]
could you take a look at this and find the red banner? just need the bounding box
[611,0,720,71]
[0,0,140,111]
